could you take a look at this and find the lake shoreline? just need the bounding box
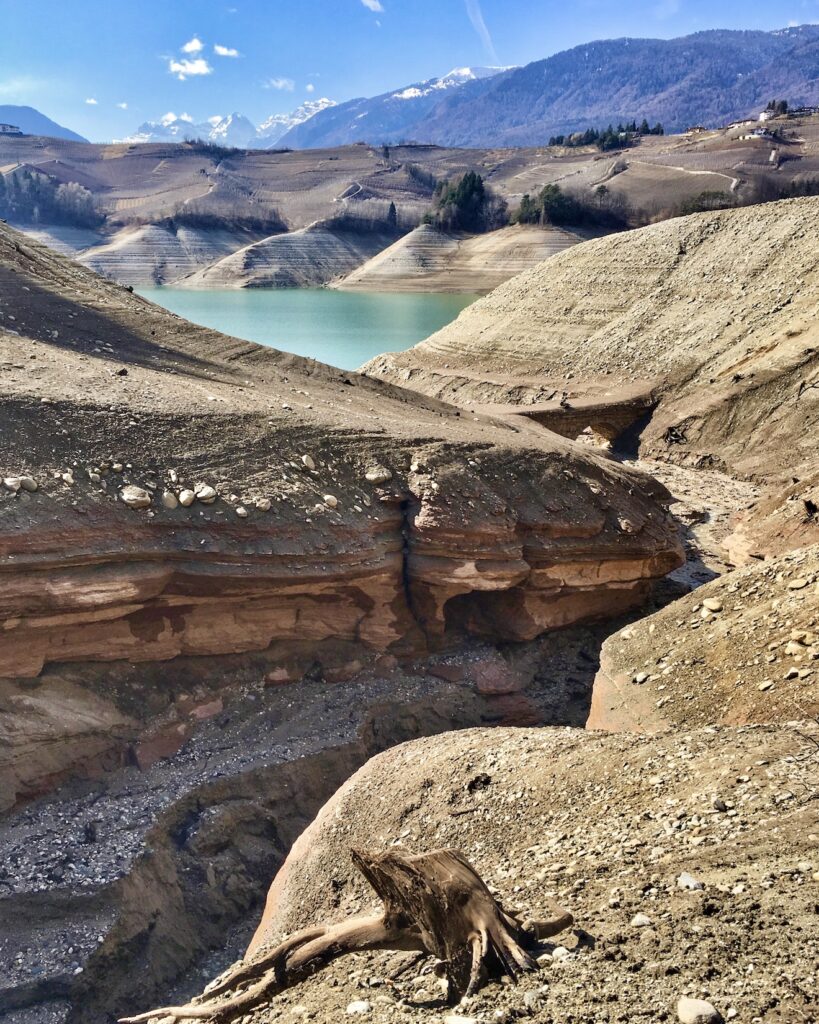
[137,287,478,371]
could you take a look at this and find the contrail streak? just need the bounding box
[465,0,499,64]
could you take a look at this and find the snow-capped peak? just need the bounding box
[254,98,336,147]
[390,65,511,101]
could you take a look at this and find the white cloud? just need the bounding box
[116,101,128,110]
[306,83,315,93]
[361,0,384,10]
[464,0,498,63]
[181,36,205,54]
[214,43,240,57]
[264,76,295,91]
[85,97,98,105]
[207,114,223,125]
[169,57,213,80]
[159,111,193,125]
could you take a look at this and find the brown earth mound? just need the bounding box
[724,472,819,564]
[587,544,819,733]
[0,221,683,808]
[363,196,819,484]
[170,724,818,1024]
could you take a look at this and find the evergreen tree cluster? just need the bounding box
[549,119,664,151]
[424,171,507,232]
[765,99,789,116]
[0,169,102,227]
[513,182,631,230]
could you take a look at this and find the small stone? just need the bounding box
[677,996,722,1024]
[346,1001,371,1015]
[3,477,21,492]
[178,489,195,507]
[677,872,704,891]
[324,494,338,509]
[120,485,151,509]
[633,672,649,684]
[758,680,773,691]
[365,466,392,485]
[255,498,272,511]
[161,490,178,509]
[522,991,542,1011]
[551,945,571,961]
[301,455,315,470]
[631,913,652,928]
[112,462,124,472]
[788,578,808,590]
[444,1017,478,1024]
[235,506,248,518]
[702,597,723,612]
[195,484,217,504]
[19,476,37,492]
[713,798,728,812]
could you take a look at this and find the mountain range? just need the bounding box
[0,105,87,143]
[277,24,819,148]
[121,99,337,149]
[276,66,510,149]
[10,25,819,153]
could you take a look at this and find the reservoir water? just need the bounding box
[138,288,478,370]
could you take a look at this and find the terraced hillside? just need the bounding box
[365,196,819,484]
[3,115,819,287]
[334,223,586,293]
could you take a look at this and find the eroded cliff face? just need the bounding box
[0,222,683,810]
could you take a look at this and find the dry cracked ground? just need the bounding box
[0,194,817,1024]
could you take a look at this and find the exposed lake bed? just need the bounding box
[137,287,478,369]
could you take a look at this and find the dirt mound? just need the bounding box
[364,196,819,483]
[588,544,819,733]
[724,473,819,564]
[179,224,399,289]
[335,223,584,294]
[174,723,818,1024]
[80,223,261,286]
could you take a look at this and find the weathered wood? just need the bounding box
[119,847,572,1024]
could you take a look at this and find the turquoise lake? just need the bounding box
[137,288,479,370]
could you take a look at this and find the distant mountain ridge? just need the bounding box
[122,100,337,149]
[0,105,87,143]
[278,25,819,149]
[278,66,511,149]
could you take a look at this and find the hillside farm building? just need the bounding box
[0,124,23,136]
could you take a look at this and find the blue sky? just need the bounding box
[1,0,818,141]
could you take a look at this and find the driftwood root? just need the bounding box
[119,846,572,1024]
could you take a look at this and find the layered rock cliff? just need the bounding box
[363,197,819,485]
[0,222,683,810]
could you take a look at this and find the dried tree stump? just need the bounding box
[119,847,573,1024]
